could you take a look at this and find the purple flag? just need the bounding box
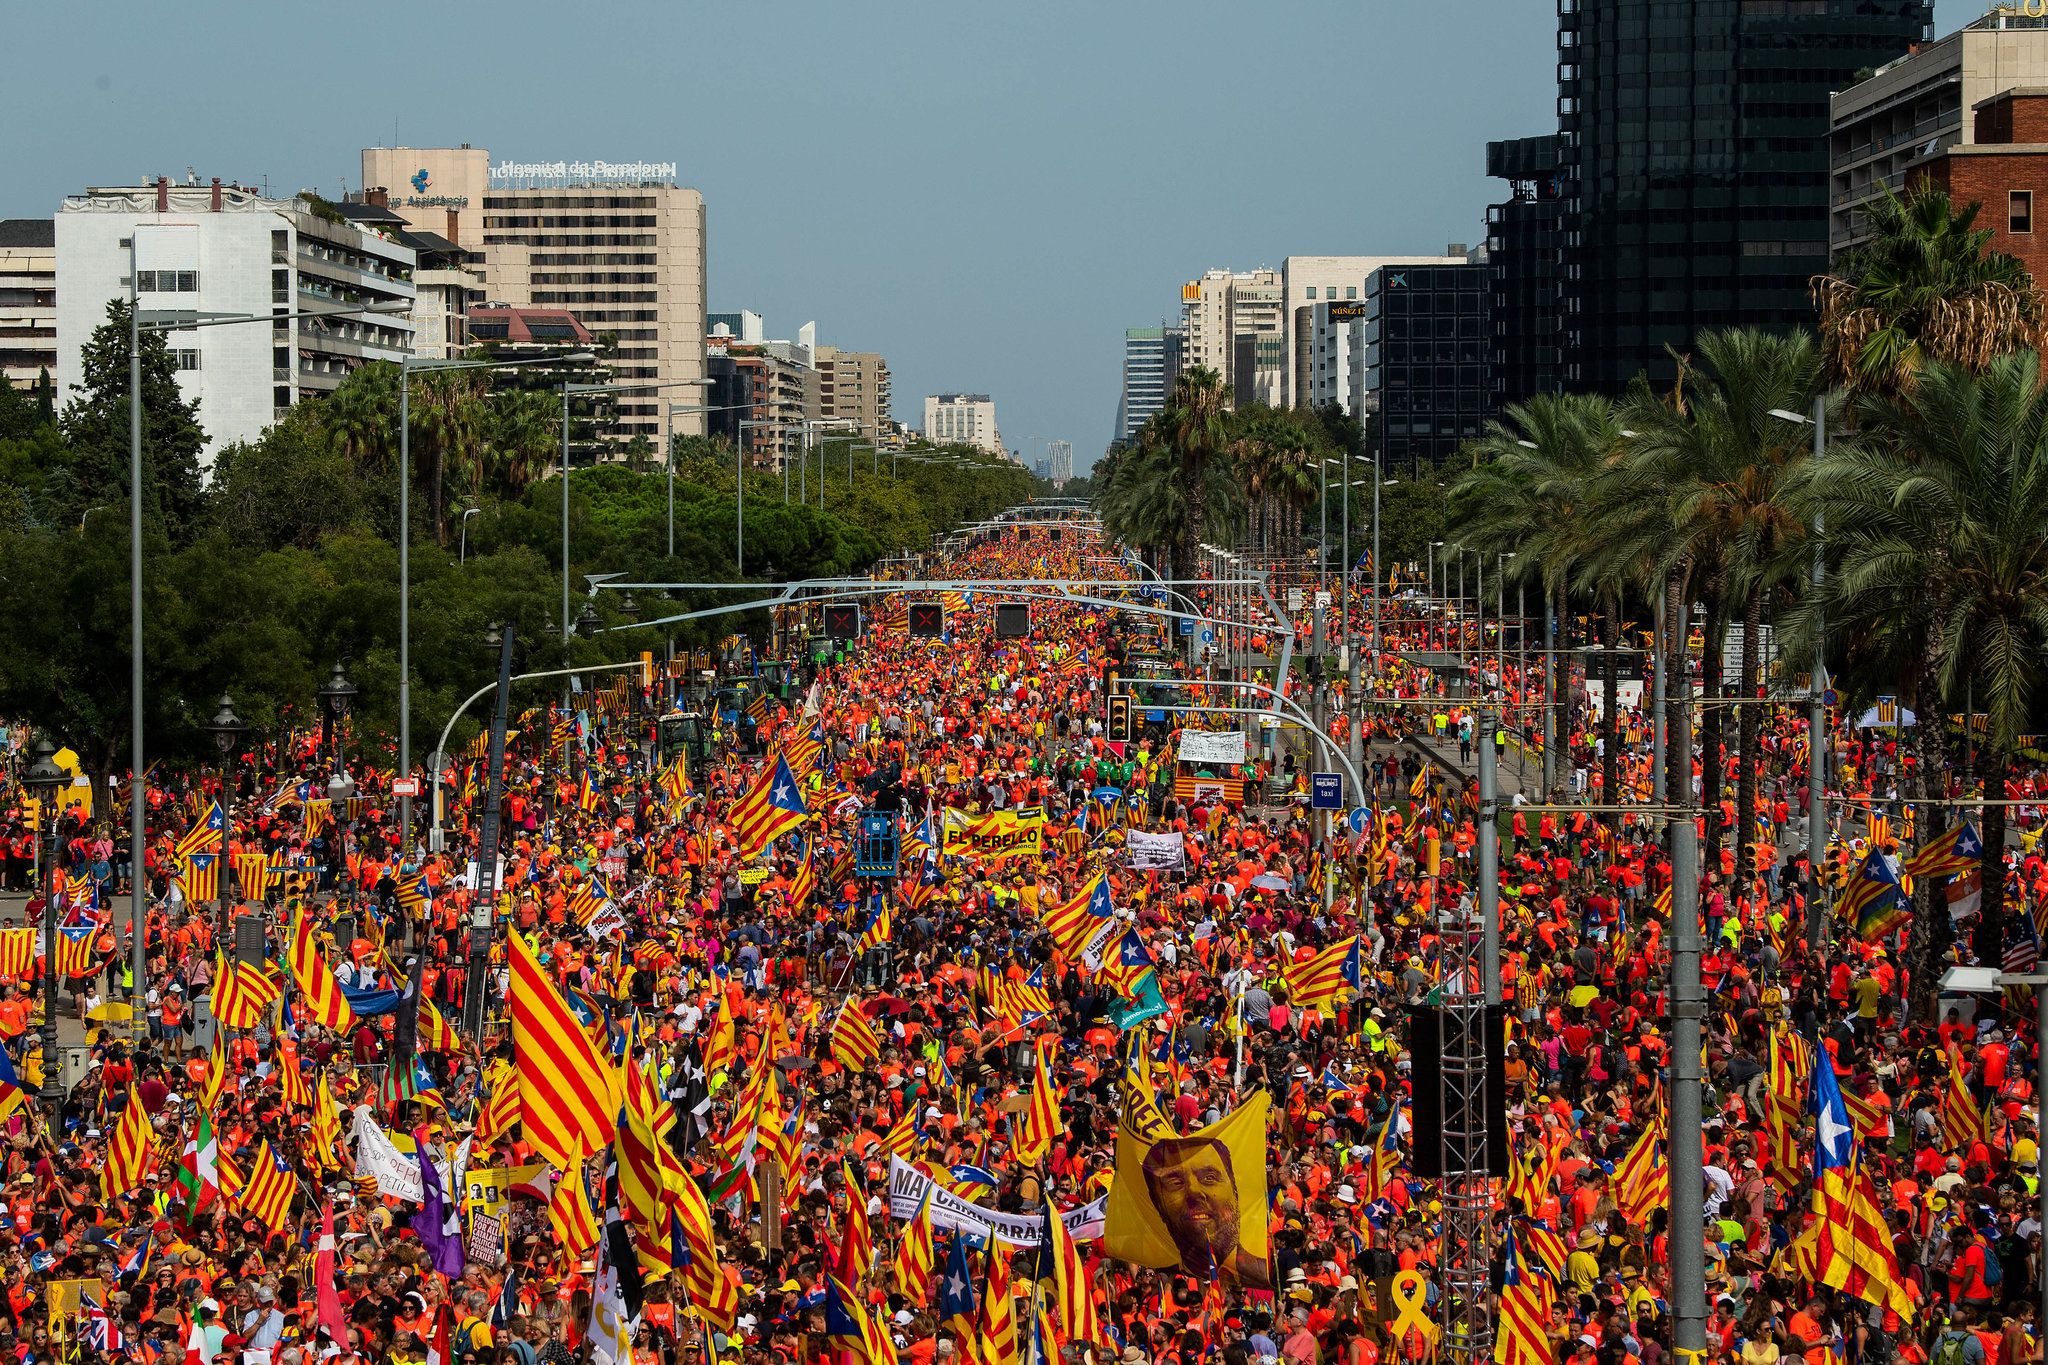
[410,1138,467,1277]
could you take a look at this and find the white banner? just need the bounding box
[350,1106,426,1203]
[1125,830,1185,871]
[1177,730,1246,766]
[887,1157,1107,1246]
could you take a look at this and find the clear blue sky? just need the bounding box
[2,1,1976,476]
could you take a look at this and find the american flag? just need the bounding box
[2005,924,2039,975]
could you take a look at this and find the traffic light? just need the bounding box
[1049,527,1062,542]
[908,602,944,638]
[994,603,1031,638]
[1108,694,1131,743]
[1018,527,1032,541]
[822,603,862,639]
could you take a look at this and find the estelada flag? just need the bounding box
[1103,1089,1271,1287]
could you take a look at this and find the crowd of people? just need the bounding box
[0,521,2035,1365]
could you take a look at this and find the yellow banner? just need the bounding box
[1102,1090,1271,1286]
[942,806,1047,862]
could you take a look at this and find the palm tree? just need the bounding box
[413,368,487,545]
[1617,329,1822,874]
[489,389,561,498]
[1165,367,1231,577]
[1449,392,1621,797]
[1795,352,2048,976]
[1813,184,2045,400]
[326,363,399,472]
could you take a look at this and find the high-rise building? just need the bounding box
[1117,327,1173,443]
[1364,261,1493,473]
[1485,136,1564,409]
[1529,0,1931,394]
[1177,268,1285,406]
[1281,254,1463,408]
[0,219,56,389]
[924,393,1001,454]
[1306,298,1369,417]
[1830,12,2048,257]
[364,147,706,441]
[815,346,891,443]
[56,178,416,462]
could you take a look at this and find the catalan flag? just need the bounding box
[977,1227,1022,1365]
[177,854,220,906]
[233,854,273,902]
[829,1000,881,1071]
[509,928,618,1169]
[1284,935,1363,1016]
[212,957,282,1029]
[0,931,33,981]
[577,772,603,813]
[1495,1222,1559,1365]
[1041,873,1116,964]
[1839,847,1908,942]
[893,1185,936,1307]
[1046,1188,1107,1348]
[1363,1101,1402,1200]
[1943,1044,1989,1153]
[99,1080,152,1203]
[288,902,355,1033]
[1799,1045,1916,1321]
[855,898,891,953]
[394,870,429,914]
[1614,1108,1670,1226]
[176,802,227,859]
[1905,823,1984,883]
[729,755,810,857]
[51,925,97,979]
[235,1140,297,1228]
[1015,1036,1059,1166]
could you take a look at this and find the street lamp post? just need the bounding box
[125,267,408,1062]
[21,741,67,1128]
[459,507,481,564]
[201,695,247,939]
[1770,403,1830,949]
[662,401,726,560]
[318,663,358,796]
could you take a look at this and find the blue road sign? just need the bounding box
[1200,629,1214,644]
[1822,688,1839,708]
[1310,773,1344,810]
[1348,807,1370,835]
[1178,617,1194,635]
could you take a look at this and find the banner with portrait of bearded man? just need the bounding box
[1102,1090,1271,1287]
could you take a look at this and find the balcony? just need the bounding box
[1831,113,1959,168]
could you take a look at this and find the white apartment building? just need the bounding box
[1307,298,1369,417]
[56,178,416,463]
[924,393,1001,454]
[1281,254,1465,408]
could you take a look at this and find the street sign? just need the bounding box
[1315,591,1332,608]
[1287,588,1304,612]
[1178,617,1194,635]
[1310,773,1344,810]
[1200,629,1214,644]
[392,778,421,796]
[1822,688,1839,708]
[1347,807,1370,835]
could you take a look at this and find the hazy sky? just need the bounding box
[3,1,1976,475]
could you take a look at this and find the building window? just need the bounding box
[1346,287,1357,299]
[1306,287,1317,299]
[2013,191,2033,235]
[175,350,201,371]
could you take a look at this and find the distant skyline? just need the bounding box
[3,1,1976,476]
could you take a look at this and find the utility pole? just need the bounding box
[1668,692,1706,1365]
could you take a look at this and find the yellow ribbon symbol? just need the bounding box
[1390,1269,1438,1350]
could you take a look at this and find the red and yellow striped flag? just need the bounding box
[1015,1036,1059,1166]
[101,1081,155,1201]
[510,930,617,1168]
[288,903,356,1033]
[829,1001,881,1071]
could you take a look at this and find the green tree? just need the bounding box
[1814,184,2045,399]
[1795,353,2048,977]
[1164,367,1230,578]
[54,298,207,544]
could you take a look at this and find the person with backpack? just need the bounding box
[1934,1311,1987,1365]
[1951,1227,2000,1315]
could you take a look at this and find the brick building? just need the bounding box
[1908,89,2048,282]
